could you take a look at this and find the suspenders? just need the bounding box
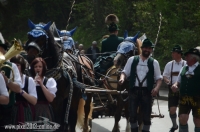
[170,61,185,85]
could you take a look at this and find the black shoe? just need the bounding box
[169,125,178,132]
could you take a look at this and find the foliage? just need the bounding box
[0,0,200,70]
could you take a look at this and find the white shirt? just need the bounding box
[122,56,163,87]
[163,59,186,85]
[177,61,199,83]
[35,77,57,97]
[21,74,37,98]
[11,62,23,88]
[0,74,9,97]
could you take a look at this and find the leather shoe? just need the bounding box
[169,125,178,132]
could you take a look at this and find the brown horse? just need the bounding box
[25,20,87,132]
[111,37,142,132]
[64,49,95,132]
[76,54,95,132]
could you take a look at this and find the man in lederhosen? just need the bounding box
[163,45,186,132]
[172,47,200,132]
[119,38,163,132]
[0,33,22,131]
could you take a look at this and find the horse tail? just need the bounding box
[77,98,85,129]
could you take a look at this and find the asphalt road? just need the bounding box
[76,87,195,132]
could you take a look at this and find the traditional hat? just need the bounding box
[171,45,183,53]
[141,38,155,48]
[0,32,8,50]
[184,47,200,57]
[105,14,119,32]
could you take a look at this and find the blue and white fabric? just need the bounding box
[63,37,75,50]
[117,41,135,54]
[27,24,48,38]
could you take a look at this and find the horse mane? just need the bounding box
[43,29,62,69]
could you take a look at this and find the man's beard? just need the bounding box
[142,51,151,58]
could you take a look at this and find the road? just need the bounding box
[77,87,195,132]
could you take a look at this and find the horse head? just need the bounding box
[113,31,140,67]
[57,27,77,53]
[26,19,61,69]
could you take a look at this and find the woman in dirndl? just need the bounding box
[10,55,37,131]
[30,57,57,122]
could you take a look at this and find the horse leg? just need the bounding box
[83,93,92,132]
[68,96,80,132]
[112,97,123,132]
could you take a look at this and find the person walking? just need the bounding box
[119,38,163,132]
[172,47,200,132]
[163,45,186,132]
[30,57,57,121]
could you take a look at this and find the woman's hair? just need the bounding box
[10,54,26,74]
[30,57,47,77]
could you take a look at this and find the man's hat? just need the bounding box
[141,38,155,48]
[0,32,8,50]
[171,45,183,53]
[105,14,119,32]
[184,47,200,57]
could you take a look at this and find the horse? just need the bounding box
[25,20,90,132]
[57,26,95,132]
[108,32,143,132]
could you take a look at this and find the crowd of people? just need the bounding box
[0,13,199,132]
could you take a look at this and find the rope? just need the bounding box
[152,12,162,57]
[66,0,76,30]
[154,12,162,45]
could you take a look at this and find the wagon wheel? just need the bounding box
[103,66,119,90]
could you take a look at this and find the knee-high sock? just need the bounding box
[179,124,188,132]
[170,113,178,128]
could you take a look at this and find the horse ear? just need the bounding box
[43,21,52,31]
[132,31,140,43]
[28,19,36,29]
[69,26,77,36]
[124,30,128,39]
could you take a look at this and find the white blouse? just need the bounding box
[0,74,9,97]
[35,77,57,97]
[11,62,23,88]
[21,74,37,99]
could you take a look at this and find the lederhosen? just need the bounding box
[0,62,15,132]
[12,76,33,132]
[129,56,154,126]
[178,65,200,117]
[34,77,54,122]
[168,61,185,108]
